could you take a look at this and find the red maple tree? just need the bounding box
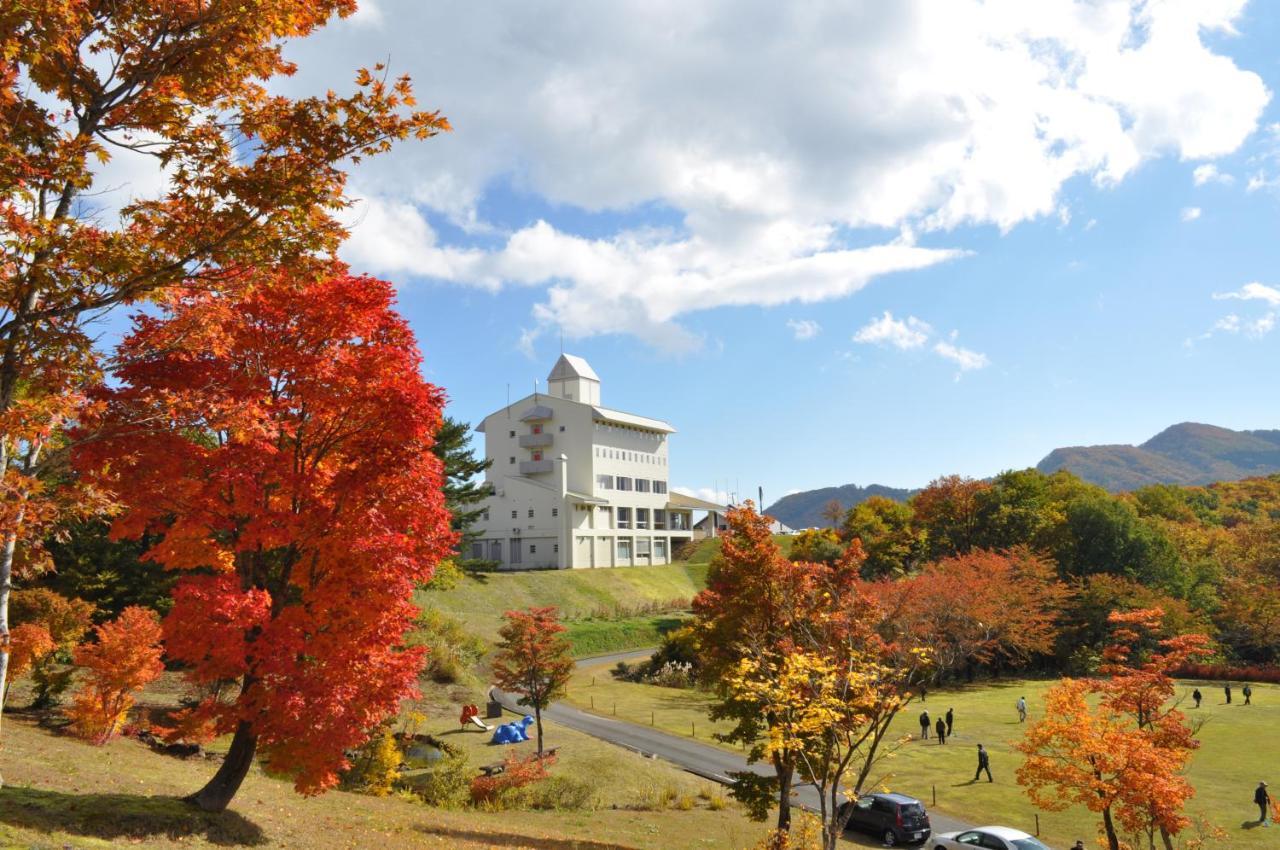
[491,607,576,757]
[65,606,164,744]
[75,271,455,811]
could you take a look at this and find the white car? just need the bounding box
[932,826,1053,850]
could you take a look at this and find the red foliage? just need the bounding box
[866,547,1066,676]
[469,752,556,805]
[492,607,575,756]
[1173,663,1280,684]
[74,272,455,798]
[7,623,55,680]
[65,606,164,743]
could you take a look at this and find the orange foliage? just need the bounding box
[868,547,1066,676]
[491,608,575,757]
[65,607,164,744]
[7,623,55,680]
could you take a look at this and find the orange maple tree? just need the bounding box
[869,547,1066,680]
[491,607,576,757]
[74,272,455,811]
[1017,609,1212,850]
[65,606,164,744]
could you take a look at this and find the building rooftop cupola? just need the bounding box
[546,354,601,405]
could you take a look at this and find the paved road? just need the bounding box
[491,649,973,846]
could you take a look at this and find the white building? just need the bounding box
[470,354,718,569]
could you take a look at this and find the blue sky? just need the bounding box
[96,1,1280,502]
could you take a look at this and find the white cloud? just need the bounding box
[854,312,932,350]
[275,0,1271,346]
[933,340,991,372]
[1180,206,1202,222]
[1192,163,1234,186]
[853,311,989,374]
[1214,281,1280,306]
[786,319,822,340]
[1195,282,1280,343]
[673,486,732,505]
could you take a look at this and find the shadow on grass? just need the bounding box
[0,787,266,847]
[415,824,638,849]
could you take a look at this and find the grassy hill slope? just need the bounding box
[418,563,710,646]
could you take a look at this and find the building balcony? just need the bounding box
[519,433,553,448]
[519,459,554,475]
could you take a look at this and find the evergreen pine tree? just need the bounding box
[433,416,493,565]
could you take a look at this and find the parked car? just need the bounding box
[932,826,1053,850]
[838,792,931,846]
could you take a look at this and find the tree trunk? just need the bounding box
[1158,825,1175,850]
[0,528,17,789]
[1102,806,1120,850]
[534,704,543,756]
[774,755,793,833]
[188,721,258,812]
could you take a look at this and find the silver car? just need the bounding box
[932,826,1053,850]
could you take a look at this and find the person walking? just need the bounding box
[1226,683,1233,704]
[1192,688,1202,708]
[1244,683,1253,705]
[1071,841,1086,850]
[935,716,946,745]
[920,682,927,703]
[945,707,954,737]
[1016,696,1028,723]
[919,709,931,740]
[974,744,993,782]
[1255,781,1270,824]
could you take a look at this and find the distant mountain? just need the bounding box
[765,483,916,530]
[1036,422,1280,492]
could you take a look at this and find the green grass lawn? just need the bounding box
[564,613,692,657]
[672,534,793,566]
[417,563,709,645]
[566,665,1280,849]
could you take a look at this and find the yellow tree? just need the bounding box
[0,0,448,768]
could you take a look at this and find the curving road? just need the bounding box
[491,649,973,846]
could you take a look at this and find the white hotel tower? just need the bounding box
[470,354,717,570]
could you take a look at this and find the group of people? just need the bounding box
[1190,682,1255,708]
[917,707,955,744]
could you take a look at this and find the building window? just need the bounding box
[470,542,484,559]
[532,424,542,434]
[617,539,632,560]
[636,538,651,557]
[509,456,515,464]
[617,477,633,491]
[554,543,559,553]
[596,474,613,490]
[552,508,558,517]
[532,450,542,461]
[670,512,689,531]
[482,510,490,521]
[490,541,502,561]
[654,481,668,494]
[530,544,536,554]
[654,539,668,559]
[509,430,515,438]
[636,479,651,493]
[654,509,666,530]
[636,508,649,529]
[559,425,565,432]
[617,507,631,529]
[528,508,535,518]
[511,539,522,564]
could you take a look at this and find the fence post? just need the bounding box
[932,785,936,806]
[692,721,695,737]
[612,700,616,716]
[1035,814,1040,836]
[651,710,655,726]
[590,695,594,710]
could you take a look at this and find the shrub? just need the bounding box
[64,606,164,744]
[7,624,56,685]
[647,660,696,689]
[404,749,470,808]
[10,589,95,708]
[522,775,597,811]
[412,608,489,685]
[1174,662,1280,685]
[353,726,403,796]
[469,752,555,808]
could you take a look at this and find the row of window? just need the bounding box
[612,507,687,530]
[470,540,560,562]
[615,538,668,559]
[596,475,668,494]
[594,423,663,440]
[595,446,666,465]
[490,508,558,520]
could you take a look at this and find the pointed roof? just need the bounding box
[547,353,599,383]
